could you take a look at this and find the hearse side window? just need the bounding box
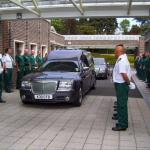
[87,56,94,67]
[81,55,89,67]
[42,61,79,72]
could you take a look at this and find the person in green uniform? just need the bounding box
[2,48,14,93]
[145,51,149,86]
[36,50,43,68]
[139,54,146,81]
[23,49,31,76]
[135,55,141,78]
[146,51,150,88]
[15,49,24,89]
[43,53,48,63]
[30,50,36,72]
[0,53,5,103]
[138,54,143,80]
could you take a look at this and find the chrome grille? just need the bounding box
[32,81,57,94]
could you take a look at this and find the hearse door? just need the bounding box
[81,62,90,93]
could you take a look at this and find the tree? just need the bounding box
[77,18,118,34]
[51,19,65,34]
[129,25,141,35]
[77,25,96,34]
[51,18,118,35]
[134,17,150,34]
[64,19,77,35]
[89,18,118,34]
[120,19,130,34]
[134,17,149,25]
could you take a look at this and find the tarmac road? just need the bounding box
[89,76,142,98]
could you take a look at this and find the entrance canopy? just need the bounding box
[0,0,149,20]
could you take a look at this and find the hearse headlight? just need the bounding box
[21,81,31,88]
[57,80,73,91]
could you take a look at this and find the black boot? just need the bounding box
[0,99,6,103]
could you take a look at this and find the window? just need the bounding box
[42,61,79,72]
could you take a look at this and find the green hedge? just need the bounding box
[92,53,135,65]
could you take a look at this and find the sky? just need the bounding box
[116,17,141,34]
[117,18,141,27]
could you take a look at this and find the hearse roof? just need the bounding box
[48,49,89,60]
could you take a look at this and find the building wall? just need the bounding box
[139,37,145,54]
[65,40,139,49]
[0,21,2,51]
[145,31,150,51]
[10,19,50,52]
[0,21,10,53]
[50,31,65,50]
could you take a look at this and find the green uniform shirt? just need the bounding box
[30,55,36,67]
[36,55,43,67]
[23,55,31,75]
[15,55,24,69]
[146,57,150,71]
[23,55,30,67]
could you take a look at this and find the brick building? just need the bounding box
[0,19,65,58]
[145,31,150,51]
[64,35,144,54]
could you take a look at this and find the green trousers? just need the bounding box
[147,71,150,87]
[115,83,129,128]
[141,69,146,81]
[16,68,24,89]
[4,68,13,92]
[31,66,35,73]
[24,66,30,76]
[0,73,3,99]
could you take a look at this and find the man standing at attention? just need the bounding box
[0,53,5,102]
[112,44,131,131]
[36,50,43,68]
[23,49,31,76]
[30,50,36,72]
[2,48,14,93]
[15,49,24,89]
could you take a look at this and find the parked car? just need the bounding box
[20,49,96,106]
[94,58,109,79]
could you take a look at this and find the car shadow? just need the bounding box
[20,102,75,109]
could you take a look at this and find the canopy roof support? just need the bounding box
[31,0,39,12]
[69,0,84,15]
[0,1,149,19]
[8,0,40,16]
[127,0,132,15]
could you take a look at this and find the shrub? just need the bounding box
[92,53,135,65]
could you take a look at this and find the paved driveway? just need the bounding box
[0,79,149,150]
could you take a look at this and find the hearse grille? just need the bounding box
[31,81,57,94]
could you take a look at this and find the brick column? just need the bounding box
[139,36,145,54]
[2,21,9,50]
[0,21,2,53]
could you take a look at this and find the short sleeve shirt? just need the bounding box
[113,54,131,83]
[36,55,43,67]
[15,55,24,68]
[2,54,13,68]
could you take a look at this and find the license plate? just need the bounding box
[34,95,53,99]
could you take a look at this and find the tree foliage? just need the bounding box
[51,19,65,34]
[129,25,141,35]
[120,19,130,34]
[134,17,150,34]
[51,18,118,35]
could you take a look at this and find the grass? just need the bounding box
[92,53,135,66]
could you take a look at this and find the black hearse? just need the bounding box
[20,49,96,106]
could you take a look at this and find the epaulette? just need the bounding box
[117,58,122,63]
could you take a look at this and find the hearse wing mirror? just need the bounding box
[83,66,89,71]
